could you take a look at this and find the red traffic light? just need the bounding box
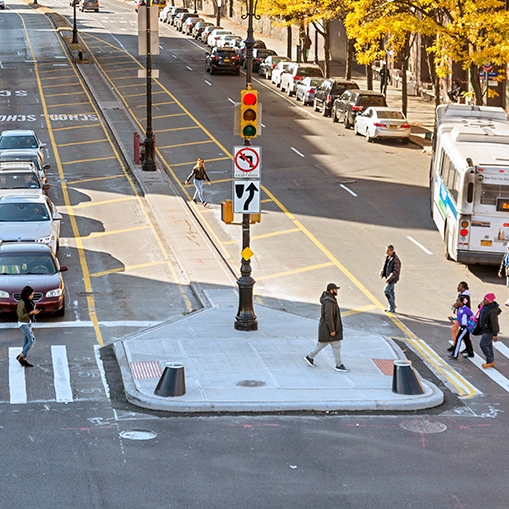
[242,92,257,106]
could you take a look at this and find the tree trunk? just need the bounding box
[345,38,354,80]
[366,64,373,90]
[401,35,410,117]
[469,63,483,105]
[323,20,331,78]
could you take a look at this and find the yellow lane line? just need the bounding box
[155,126,200,132]
[342,305,378,317]
[47,101,90,107]
[124,91,166,97]
[71,196,137,209]
[66,174,125,185]
[256,262,335,281]
[170,156,230,166]
[61,155,117,165]
[222,228,301,245]
[42,82,81,89]
[79,226,150,239]
[136,101,176,108]
[53,124,102,132]
[261,198,273,203]
[158,140,214,149]
[45,92,86,98]
[58,139,108,147]
[90,260,167,278]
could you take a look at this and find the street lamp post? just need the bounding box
[143,1,157,171]
[193,0,197,14]
[216,0,222,27]
[234,0,259,332]
[72,0,78,45]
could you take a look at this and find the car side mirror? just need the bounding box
[43,164,50,170]
[43,184,51,191]
[40,143,47,148]
[60,266,69,272]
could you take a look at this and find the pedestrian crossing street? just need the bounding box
[1,345,109,405]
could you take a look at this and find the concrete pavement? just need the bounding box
[55,6,443,412]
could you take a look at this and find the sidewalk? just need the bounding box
[68,14,443,413]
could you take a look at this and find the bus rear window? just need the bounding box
[480,184,509,206]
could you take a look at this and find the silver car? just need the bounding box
[0,194,61,253]
[0,130,46,164]
[0,150,49,183]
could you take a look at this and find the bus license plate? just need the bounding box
[481,240,492,246]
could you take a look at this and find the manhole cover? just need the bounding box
[237,380,266,387]
[399,420,447,434]
[119,430,157,441]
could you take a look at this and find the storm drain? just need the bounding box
[400,420,447,433]
[119,430,157,441]
[237,380,266,387]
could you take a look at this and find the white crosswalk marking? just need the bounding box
[9,348,27,405]
[51,345,73,403]
[469,352,509,392]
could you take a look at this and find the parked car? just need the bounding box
[133,0,145,12]
[258,55,290,79]
[182,17,203,36]
[168,6,188,25]
[205,47,240,75]
[201,25,221,43]
[175,12,195,31]
[192,21,213,39]
[0,194,62,253]
[331,89,388,128]
[0,151,49,183]
[159,3,172,21]
[0,0,5,9]
[248,48,277,72]
[313,78,359,117]
[237,40,266,66]
[216,34,242,48]
[0,130,46,163]
[0,242,67,316]
[354,107,411,143]
[295,77,325,106]
[79,0,99,12]
[207,29,232,47]
[271,61,294,87]
[280,63,324,96]
[0,164,50,195]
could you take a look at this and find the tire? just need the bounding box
[344,113,351,129]
[295,93,301,102]
[365,129,372,142]
[444,223,452,260]
[321,103,328,117]
[354,122,359,135]
[402,138,409,145]
[234,70,240,76]
[313,99,319,112]
[210,67,215,75]
[288,86,293,96]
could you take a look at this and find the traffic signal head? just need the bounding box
[240,89,258,139]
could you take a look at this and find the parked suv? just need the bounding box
[280,63,324,96]
[79,0,99,12]
[249,48,278,72]
[205,47,240,75]
[237,40,266,66]
[313,79,359,117]
[331,89,388,128]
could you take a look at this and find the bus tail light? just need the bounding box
[460,220,470,238]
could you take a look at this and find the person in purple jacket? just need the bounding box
[448,296,474,360]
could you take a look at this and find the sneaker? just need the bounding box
[505,300,509,307]
[304,355,316,368]
[384,309,396,314]
[462,352,474,358]
[24,360,34,368]
[203,202,208,207]
[482,362,496,369]
[335,364,350,372]
[447,353,457,359]
[446,346,454,352]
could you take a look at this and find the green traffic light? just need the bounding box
[242,125,257,137]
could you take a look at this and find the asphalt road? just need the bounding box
[1,1,509,507]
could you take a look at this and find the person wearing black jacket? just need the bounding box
[478,293,501,369]
[380,245,401,314]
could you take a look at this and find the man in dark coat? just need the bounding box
[478,293,501,369]
[305,283,350,372]
[380,244,401,313]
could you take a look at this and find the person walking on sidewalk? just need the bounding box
[497,244,509,306]
[379,64,390,95]
[305,283,350,372]
[184,158,211,207]
[447,281,471,352]
[448,296,475,360]
[16,285,40,368]
[477,293,501,369]
[380,245,401,314]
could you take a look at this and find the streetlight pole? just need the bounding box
[193,0,197,14]
[142,1,157,171]
[235,0,259,332]
[216,0,222,27]
[72,0,78,44]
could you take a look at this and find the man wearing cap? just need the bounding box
[380,244,401,314]
[478,293,501,369]
[305,283,350,372]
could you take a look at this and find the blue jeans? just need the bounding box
[20,323,36,357]
[193,179,205,203]
[383,280,397,311]
[480,333,495,363]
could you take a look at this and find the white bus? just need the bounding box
[430,104,509,264]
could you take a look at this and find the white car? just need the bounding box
[0,0,5,9]
[216,34,242,48]
[0,194,62,253]
[295,77,325,106]
[0,130,46,163]
[207,29,232,47]
[280,63,324,96]
[354,107,411,144]
[271,61,294,87]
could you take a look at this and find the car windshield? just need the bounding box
[255,50,275,58]
[332,83,355,93]
[0,174,41,189]
[216,50,236,57]
[377,110,405,119]
[0,154,41,170]
[0,136,38,150]
[358,95,387,106]
[0,203,50,221]
[309,78,324,86]
[299,67,323,77]
[0,253,57,275]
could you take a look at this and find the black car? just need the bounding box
[248,48,278,72]
[313,79,359,117]
[205,47,240,75]
[332,89,388,128]
[237,40,266,66]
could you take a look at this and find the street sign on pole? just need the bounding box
[233,180,261,213]
[233,146,261,178]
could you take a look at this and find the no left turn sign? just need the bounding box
[233,146,261,179]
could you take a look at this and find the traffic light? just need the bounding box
[240,89,259,139]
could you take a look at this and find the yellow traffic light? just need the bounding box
[240,89,258,139]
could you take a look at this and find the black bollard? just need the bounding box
[392,360,424,395]
[154,362,186,397]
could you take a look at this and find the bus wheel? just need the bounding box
[444,223,452,260]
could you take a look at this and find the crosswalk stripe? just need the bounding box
[51,345,73,403]
[9,348,27,405]
[468,352,509,392]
